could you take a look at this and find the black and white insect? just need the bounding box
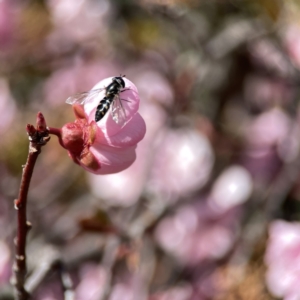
[66,75,129,126]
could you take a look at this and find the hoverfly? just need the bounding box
[66,75,129,126]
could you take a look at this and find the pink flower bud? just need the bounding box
[61,122,84,155]
[61,77,146,174]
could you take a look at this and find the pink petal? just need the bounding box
[87,143,150,206]
[84,77,140,136]
[95,113,146,148]
[86,144,137,174]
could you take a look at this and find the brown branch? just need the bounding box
[12,113,51,300]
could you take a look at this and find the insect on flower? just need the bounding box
[66,75,130,126]
[61,76,146,174]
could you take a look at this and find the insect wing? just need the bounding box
[111,95,127,126]
[66,88,105,105]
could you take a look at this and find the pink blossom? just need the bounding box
[209,165,253,212]
[0,78,17,133]
[283,25,300,68]
[245,108,291,148]
[147,128,214,202]
[150,284,193,300]
[265,220,300,299]
[0,0,17,49]
[109,276,147,300]
[60,77,146,174]
[0,240,10,285]
[244,75,293,109]
[239,108,298,179]
[75,264,107,300]
[155,202,237,266]
[132,70,174,107]
[46,0,111,44]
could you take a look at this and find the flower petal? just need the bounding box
[86,144,137,174]
[84,77,140,136]
[94,113,146,148]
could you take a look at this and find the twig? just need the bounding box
[12,112,51,300]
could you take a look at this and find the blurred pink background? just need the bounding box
[1,1,300,299]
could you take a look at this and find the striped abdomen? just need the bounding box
[95,96,114,122]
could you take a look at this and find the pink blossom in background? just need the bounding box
[277,123,300,163]
[0,0,17,50]
[245,108,291,149]
[150,284,193,300]
[0,78,17,133]
[265,220,300,300]
[132,70,174,107]
[108,277,147,300]
[241,146,282,185]
[61,77,146,174]
[155,202,237,266]
[244,75,293,110]
[239,108,296,179]
[75,264,107,300]
[209,165,253,213]
[0,240,10,285]
[147,128,214,202]
[132,71,207,204]
[46,0,111,44]
[283,25,300,69]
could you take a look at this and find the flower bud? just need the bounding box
[61,122,84,156]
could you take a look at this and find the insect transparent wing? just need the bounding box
[66,88,105,105]
[111,95,127,126]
